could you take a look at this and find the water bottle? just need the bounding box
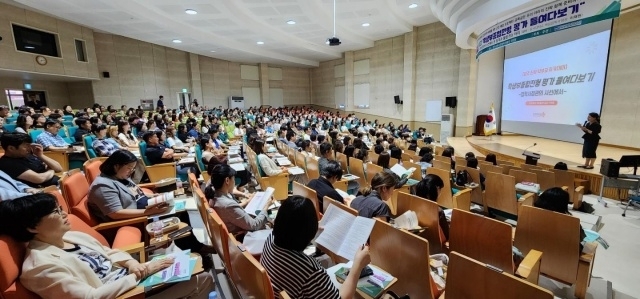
[151,216,163,242]
[176,178,183,189]
[208,291,218,299]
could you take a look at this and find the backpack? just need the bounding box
[455,169,472,186]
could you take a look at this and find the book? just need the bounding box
[315,204,375,261]
[390,164,416,178]
[276,158,292,166]
[332,262,396,298]
[244,187,275,216]
[287,166,305,175]
[394,210,420,230]
[229,163,246,171]
[139,250,194,287]
[335,188,352,199]
[146,192,175,207]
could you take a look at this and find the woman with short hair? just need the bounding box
[0,193,214,299]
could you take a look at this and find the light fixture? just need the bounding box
[172,39,182,43]
[409,3,418,8]
[286,20,296,25]
[24,46,35,49]
[362,23,370,27]
[185,9,197,15]
[326,0,341,46]
[210,50,216,52]
[257,41,264,45]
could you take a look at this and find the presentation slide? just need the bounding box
[501,20,612,143]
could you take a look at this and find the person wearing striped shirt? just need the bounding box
[260,196,370,299]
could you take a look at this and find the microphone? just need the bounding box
[523,143,537,154]
[584,120,588,127]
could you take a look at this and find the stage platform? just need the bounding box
[447,134,640,199]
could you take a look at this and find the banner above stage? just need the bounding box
[476,0,621,59]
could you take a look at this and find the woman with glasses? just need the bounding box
[87,150,216,259]
[0,193,214,299]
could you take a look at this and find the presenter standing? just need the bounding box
[576,112,601,169]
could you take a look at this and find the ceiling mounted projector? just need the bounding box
[327,37,341,46]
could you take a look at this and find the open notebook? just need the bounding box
[244,187,275,216]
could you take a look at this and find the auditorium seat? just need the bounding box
[395,192,447,254]
[426,167,471,210]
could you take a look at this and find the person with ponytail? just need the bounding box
[204,164,271,236]
[350,172,398,221]
[413,174,449,240]
[575,112,601,169]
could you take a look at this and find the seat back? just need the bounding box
[521,164,543,172]
[206,211,231,273]
[137,142,151,166]
[528,169,555,191]
[60,169,97,226]
[432,159,451,171]
[509,169,538,184]
[193,187,211,237]
[227,233,275,299]
[514,206,581,284]
[497,159,514,166]
[194,144,206,175]
[454,156,467,168]
[66,126,77,139]
[396,192,445,254]
[426,167,455,209]
[479,163,503,178]
[364,163,383,188]
[485,172,519,216]
[335,152,348,173]
[369,152,379,164]
[347,157,366,188]
[83,134,97,159]
[370,219,437,299]
[551,169,577,203]
[3,124,16,133]
[292,181,321,220]
[449,209,514,273]
[305,157,320,180]
[446,252,553,299]
[433,155,449,163]
[403,161,423,181]
[68,214,109,246]
[28,129,43,142]
[83,158,103,184]
[454,166,483,207]
[45,187,69,213]
[0,235,39,299]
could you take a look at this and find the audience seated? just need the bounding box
[74,118,92,141]
[260,196,370,299]
[0,133,62,188]
[0,194,214,299]
[307,160,351,210]
[485,153,497,165]
[413,174,449,240]
[143,131,192,176]
[350,172,398,221]
[534,187,587,252]
[205,164,270,236]
[0,169,39,200]
[91,124,120,157]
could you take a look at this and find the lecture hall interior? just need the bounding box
[0,0,640,298]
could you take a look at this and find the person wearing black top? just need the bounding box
[0,133,63,188]
[307,160,351,211]
[74,117,91,141]
[413,174,450,240]
[143,132,192,176]
[576,112,601,169]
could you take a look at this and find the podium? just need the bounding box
[523,151,541,166]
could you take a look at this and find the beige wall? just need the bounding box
[0,3,99,80]
[0,77,71,108]
[601,9,640,148]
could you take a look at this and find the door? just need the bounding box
[176,92,192,109]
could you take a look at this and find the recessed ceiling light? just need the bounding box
[362,23,370,27]
[210,50,216,52]
[185,9,197,15]
[257,41,264,45]
[408,3,418,8]
[172,39,182,43]
[286,20,296,25]
[24,46,35,49]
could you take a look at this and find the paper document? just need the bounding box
[228,157,243,164]
[288,166,305,175]
[390,164,416,178]
[276,158,292,166]
[244,187,275,216]
[178,157,195,165]
[316,204,375,260]
[394,210,420,230]
[335,188,351,199]
[147,192,175,207]
[229,163,246,171]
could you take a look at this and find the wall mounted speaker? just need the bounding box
[102,71,110,78]
[445,96,457,108]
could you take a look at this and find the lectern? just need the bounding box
[523,151,541,166]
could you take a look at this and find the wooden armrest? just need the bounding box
[575,186,585,193]
[516,249,542,284]
[137,182,157,189]
[275,172,289,177]
[115,242,146,263]
[561,186,569,192]
[452,188,472,211]
[518,192,535,206]
[117,286,144,299]
[93,217,148,231]
[573,186,585,210]
[580,241,598,262]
